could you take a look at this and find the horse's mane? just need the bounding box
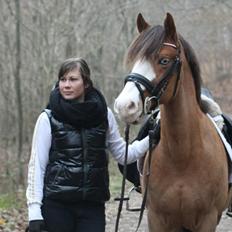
[126,25,202,106]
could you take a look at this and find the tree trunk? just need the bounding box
[15,0,24,186]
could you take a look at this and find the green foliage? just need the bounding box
[0,191,25,210]
[0,194,17,209]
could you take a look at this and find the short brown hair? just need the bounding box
[58,58,93,91]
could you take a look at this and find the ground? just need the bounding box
[106,195,231,232]
[0,191,231,232]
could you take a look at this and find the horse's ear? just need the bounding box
[137,13,150,33]
[164,12,178,43]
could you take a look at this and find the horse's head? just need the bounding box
[114,13,201,124]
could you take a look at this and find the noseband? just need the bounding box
[124,43,182,114]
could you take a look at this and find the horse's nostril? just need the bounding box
[128,101,136,110]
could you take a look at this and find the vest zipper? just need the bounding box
[81,129,88,200]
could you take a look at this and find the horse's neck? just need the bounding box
[160,74,203,161]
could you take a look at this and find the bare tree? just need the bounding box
[14,0,24,186]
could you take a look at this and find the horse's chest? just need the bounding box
[147,175,210,216]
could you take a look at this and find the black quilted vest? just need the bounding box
[43,110,110,203]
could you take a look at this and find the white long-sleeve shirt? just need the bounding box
[26,107,149,221]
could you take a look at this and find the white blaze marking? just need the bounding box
[131,59,156,83]
[114,59,156,123]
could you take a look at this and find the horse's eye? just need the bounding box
[159,58,170,65]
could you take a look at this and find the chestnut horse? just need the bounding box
[114,13,230,232]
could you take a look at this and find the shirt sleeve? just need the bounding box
[106,108,149,165]
[26,112,51,221]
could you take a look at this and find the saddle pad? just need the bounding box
[207,114,232,161]
[207,114,232,182]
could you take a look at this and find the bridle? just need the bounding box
[124,42,182,114]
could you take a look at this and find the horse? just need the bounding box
[114,13,230,232]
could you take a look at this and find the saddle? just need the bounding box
[222,113,232,146]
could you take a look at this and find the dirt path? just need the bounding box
[105,193,232,232]
[0,193,231,231]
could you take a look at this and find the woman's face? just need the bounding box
[59,68,85,100]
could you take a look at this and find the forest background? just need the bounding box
[0,0,232,196]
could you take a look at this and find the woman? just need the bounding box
[26,58,149,232]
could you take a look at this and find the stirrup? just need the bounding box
[126,186,142,212]
[226,203,232,217]
[226,209,232,217]
[227,183,232,217]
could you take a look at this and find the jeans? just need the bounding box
[42,199,105,232]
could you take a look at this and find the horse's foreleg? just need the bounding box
[147,209,180,232]
[194,210,218,232]
[147,209,168,232]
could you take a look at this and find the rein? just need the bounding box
[114,114,160,232]
[114,124,130,232]
[135,117,160,231]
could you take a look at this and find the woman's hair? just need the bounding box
[58,57,93,91]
